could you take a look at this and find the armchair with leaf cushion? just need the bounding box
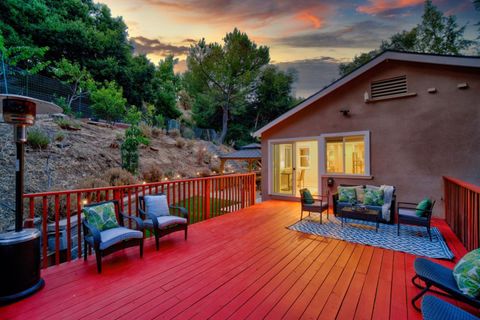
[82,200,144,273]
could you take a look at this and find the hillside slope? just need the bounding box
[0,117,237,231]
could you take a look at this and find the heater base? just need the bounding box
[0,278,44,305]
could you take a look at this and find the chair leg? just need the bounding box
[140,238,144,258]
[155,232,160,251]
[300,209,303,221]
[320,212,323,224]
[95,250,102,274]
[397,222,400,236]
[83,241,88,261]
[427,227,432,241]
[411,283,431,312]
[184,227,188,240]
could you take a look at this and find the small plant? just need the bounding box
[139,123,152,138]
[196,146,207,164]
[141,165,163,183]
[154,114,165,128]
[125,106,142,125]
[103,168,137,186]
[27,129,50,149]
[175,137,186,148]
[54,96,72,115]
[151,127,162,138]
[55,118,80,130]
[199,168,211,177]
[121,125,148,174]
[182,127,195,139]
[54,132,65,142]
[168,129,180,138]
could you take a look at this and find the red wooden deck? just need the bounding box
[0,200,476,320]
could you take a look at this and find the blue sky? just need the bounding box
[100,0,479,97]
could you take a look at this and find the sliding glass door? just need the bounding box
[272,140,319,197]
[273,143,294,195]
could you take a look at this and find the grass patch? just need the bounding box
[174,196,238,223]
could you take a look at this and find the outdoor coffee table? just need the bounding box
[338,205,382,232]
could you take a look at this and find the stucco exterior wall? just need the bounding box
[260,60,480,218]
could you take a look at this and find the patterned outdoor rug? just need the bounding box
[288,214,454,260]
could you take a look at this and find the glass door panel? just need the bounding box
[295,141,318,196]
[273,143,294,195]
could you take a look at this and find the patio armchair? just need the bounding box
[411,257,480,312]
[422,295,480,320]
[139,193,189,251]
[82,200,144,273]
[300,188,329,224]
[397,199,436,241]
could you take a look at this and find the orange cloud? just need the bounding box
[296,11,324,29]
[357,0,424,15]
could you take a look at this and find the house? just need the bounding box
[253,50,480,217]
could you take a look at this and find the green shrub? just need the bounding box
[55,118,80,130]
[121,125,148,174]
[91,81,126,123]
[125,106,142,125]
[154,114,165,128]
[27,129,50,149]
[54,132,65,142]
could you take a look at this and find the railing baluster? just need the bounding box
[54,194,60,265]
[77,192,82,260]
[42,196,48,268]
[66,193,71,262]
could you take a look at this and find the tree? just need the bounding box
[153,55,181,119]
[339,0,474,76]
[250,66,297,130]
[186,28,270,143]
[415,0,473,54]
[90,81,126,123]
[52,58,95,114]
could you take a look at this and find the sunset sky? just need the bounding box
[99,0,478,97]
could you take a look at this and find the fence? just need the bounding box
[0,64,91,117]
[23,173,256,268]
[444,176,480,251]
[167,118,219,142]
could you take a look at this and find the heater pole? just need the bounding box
[14,125,26,232]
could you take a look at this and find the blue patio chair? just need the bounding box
[412,257,480,311]
[422,295,479,320]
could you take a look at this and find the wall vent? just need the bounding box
[370,75,407,99]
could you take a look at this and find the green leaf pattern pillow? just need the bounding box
[338,187,356,203]
[363,189,384,206]
[83,202,119,231]
[453,249,480,298]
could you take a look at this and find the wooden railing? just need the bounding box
[22,173,256,268]
[444,176,480,251]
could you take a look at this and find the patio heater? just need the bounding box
[0,94,61,304]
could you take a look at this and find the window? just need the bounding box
[299,147,310,168]
[324,133,369,176]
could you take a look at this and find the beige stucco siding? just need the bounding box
[261,60,480,218]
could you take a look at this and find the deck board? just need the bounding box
[0,200,477,320]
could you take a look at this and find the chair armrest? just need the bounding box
[138,208,160,229]
[119,211,144,230]
[398,202,418,207]
[169,205,189,222]
[83,220,101,244]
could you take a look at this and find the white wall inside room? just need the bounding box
[295,140,318,196]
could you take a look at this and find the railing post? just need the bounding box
[251,173,256,205]
[204,179,210,220]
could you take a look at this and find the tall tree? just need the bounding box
[186,28,270,143]
[153,55,182,119]
[339,0,474,76]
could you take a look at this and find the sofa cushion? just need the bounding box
[338,187,356,203]
[416,198,432,217]
[453,249,480,298]
[144,194,170,217]
[300,188,314,204]
[364,189,384,206]
[83,202,119,231]
[144,216,187,228]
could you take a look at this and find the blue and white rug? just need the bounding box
[288,214,454,260]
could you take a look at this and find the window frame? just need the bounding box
[320,131,371,177]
